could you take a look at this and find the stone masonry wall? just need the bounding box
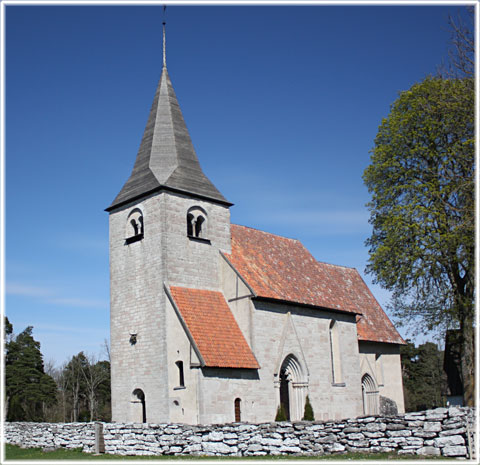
[5,407,475,458]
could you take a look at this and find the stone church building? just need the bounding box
[106,47,405,425]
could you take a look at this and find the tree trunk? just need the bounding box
[72,382,80,422]
[89,390,96,422]
[460,313,475,406]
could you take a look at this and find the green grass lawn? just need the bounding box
[4,444,448,461]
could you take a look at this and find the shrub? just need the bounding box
[303,395,314,421]
[275,404,287,421]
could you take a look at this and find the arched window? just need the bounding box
[362,374,379,415]
[186,207,208,240]
[126,208,144,244]
[131,388,146,423]
[329,320,343,384]
[234,398,241,422]
[176,361,185,388]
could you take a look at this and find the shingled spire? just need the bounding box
[106,27,230,211]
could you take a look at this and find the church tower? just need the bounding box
[106,27,232,423]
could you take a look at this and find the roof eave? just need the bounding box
[358,337,406,346]
[253,296,361,317]
[106,185,233,212]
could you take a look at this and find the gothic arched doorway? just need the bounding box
[132,388,146,423]
[361,374,379,415]
[279,369,290,420]
[278,354,308,421]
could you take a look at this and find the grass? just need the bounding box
[5,444,449,461]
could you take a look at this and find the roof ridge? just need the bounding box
[316,260,357,270]
[231,223,300,243]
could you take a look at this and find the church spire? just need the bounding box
[107,24,230,212]
[162,20,166,69]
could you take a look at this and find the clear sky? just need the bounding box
[4,1,472,366]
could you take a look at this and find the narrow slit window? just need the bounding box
[234,398,241,422]
[176,361,185,387]
[329,320,343,384]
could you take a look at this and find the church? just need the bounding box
[106,31,405,425]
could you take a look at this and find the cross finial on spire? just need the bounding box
[162,5,167,69]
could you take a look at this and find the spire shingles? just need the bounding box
[107,68,230,211]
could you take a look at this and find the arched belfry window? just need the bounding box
[186,206,208,240]
[126,208,144,244]
[329,320,343,384]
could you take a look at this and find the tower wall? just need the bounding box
[164,193,231,289]
[109,193,169,423]
[109,190,231,423]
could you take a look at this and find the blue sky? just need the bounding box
[4,2,472,366]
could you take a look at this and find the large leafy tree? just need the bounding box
[401,340,446,411]
[5,320,57,421]
[363,76,474,405]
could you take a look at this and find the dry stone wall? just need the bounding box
[5,407,475,458]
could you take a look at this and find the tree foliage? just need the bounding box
[400,340,446,412]
[5,318,111,422]
[302,395,314,421]
[5,319,57,421]
[363,76,474,405]
[60,352,111,422]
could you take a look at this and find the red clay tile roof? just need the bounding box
[227,224,404,345]
[330,266,405,345]
[168,286,260,369]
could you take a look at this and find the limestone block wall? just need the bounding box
[165,295,199,424]
[164,193,231,290]
[6,408,474,458]
[220,254,254,346]
[251,300,363,422]
[109,193,169,423]
[359,341,405,414]
[5,422,96,452]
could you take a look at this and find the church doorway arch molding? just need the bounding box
[278,354,308,421]
[131,388,146,423]
[361,373,379,415]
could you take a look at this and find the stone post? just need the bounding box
[94,422,105,454]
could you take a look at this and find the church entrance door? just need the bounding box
[278,354,308,421]
[361,374,379,415]
[280,369,290,420]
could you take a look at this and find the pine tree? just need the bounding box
[5,322,57,421]
[302,395,314,421]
